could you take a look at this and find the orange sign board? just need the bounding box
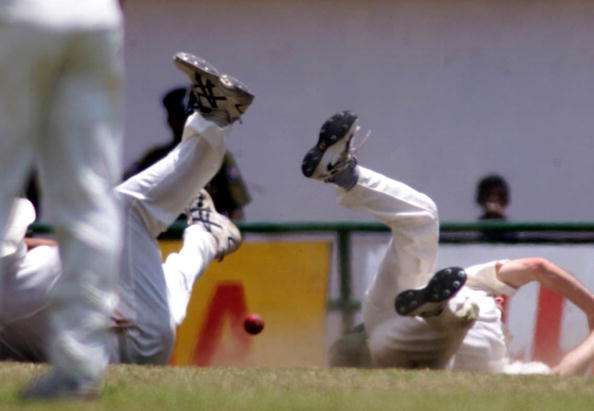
[159,240,332,367]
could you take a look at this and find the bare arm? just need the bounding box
[24,237,58,250]
[496,258,594,376]
[496,258,594,322]
[552,332,594,376]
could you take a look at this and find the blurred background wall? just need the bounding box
[121,0,594,222]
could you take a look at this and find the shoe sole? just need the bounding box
[394,267,467,316]
[301,119,358,178]
[173,52,254,112]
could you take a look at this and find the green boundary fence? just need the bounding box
[31,221,594,332]
[32,220,594,236]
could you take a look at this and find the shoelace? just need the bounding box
[333,126,372,170]
[188,202,222,233]
[192,74,226,110]
[350,126,372,155]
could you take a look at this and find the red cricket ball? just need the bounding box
[244,313,265,335]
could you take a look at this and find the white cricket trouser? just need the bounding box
[0,114,228,365]
[0,1,123,383]
[113,113,228,364]
[339,167,512,370]
[338,167,440,333]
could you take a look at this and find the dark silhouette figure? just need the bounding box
[475,174,516,242]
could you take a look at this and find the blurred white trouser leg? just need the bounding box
[38,30,123,382]
[0,12,123,384]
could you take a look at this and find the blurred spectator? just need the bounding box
[204,152,251,221]
[476,174,509,220]
[123,87,189,179]
[475,174,516,242]
[124,87,251,220]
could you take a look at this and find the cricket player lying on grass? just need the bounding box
[302,111,594,376]
[0,52,253,367]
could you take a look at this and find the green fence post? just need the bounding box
[337,229,354,334]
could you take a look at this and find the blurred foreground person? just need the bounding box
[0,0,124,399]
[0,50,253,397]
[303,111,594,376]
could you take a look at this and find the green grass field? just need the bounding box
[1,363,593,410]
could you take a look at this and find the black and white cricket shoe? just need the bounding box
[301,110,360,182]
[186,190,242,261]
[173,52,254,127]
[394,267,467,317]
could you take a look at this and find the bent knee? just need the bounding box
[424,197,439,221]
[416,196,439,229]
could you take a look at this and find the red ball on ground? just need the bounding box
[244,313,265,335]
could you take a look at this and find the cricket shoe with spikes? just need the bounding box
[394,267,467,317]
[186,190,241,261]
[173,52,254,127]
[302,111,364,188]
